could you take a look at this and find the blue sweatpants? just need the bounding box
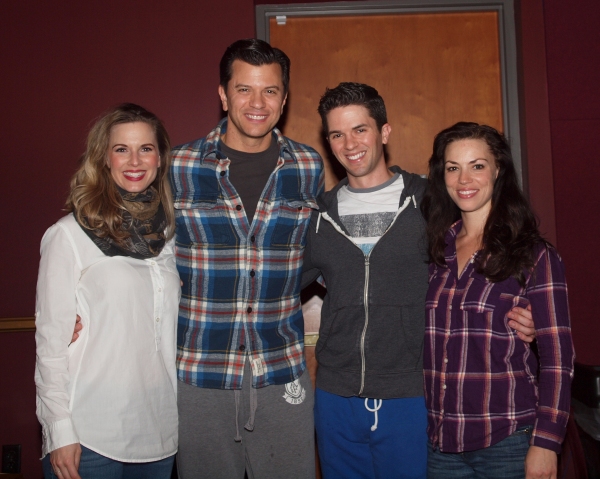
[315,388,427,479]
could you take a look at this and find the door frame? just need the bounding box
[256,0,523,181]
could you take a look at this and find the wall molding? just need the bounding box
[0,317,35,332]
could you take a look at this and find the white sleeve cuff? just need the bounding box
[41,417,79,457]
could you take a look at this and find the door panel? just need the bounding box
[270,12,503,189]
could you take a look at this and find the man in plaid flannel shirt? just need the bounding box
[170,39,323,478]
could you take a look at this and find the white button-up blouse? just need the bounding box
[35,214,180,461]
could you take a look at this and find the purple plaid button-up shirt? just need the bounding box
[424,221,574,453]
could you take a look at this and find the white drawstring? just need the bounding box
[316,212,322,233]
[412,194,417,208]
[244,386,257,432]
[364,398,382,431]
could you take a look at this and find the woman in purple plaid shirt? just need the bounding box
[421,122,574,479]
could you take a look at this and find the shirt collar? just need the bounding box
[201,118,294,164]
[444,220,488,283]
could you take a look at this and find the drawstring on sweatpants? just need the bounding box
[244,386,257,432]
[364,398,382,431]
[234,389,242,442]
[233,378,258,442]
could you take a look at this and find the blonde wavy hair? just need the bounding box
[66,103,175,243]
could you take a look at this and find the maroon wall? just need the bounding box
[0,1,254,476]
[1,0,599,476]
[0,333,38,477]
[543,0,600,366]
[516,0,557,246]
[1,0,253,319]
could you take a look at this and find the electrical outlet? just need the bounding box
[1,444,21,474]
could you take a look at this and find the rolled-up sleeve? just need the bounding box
[34,223,81,455]
[528,246,575,452]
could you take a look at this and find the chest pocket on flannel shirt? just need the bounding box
[270,196,318,247]
[174,194,236,247]
[269,165,319,247]
[460,277,498,314]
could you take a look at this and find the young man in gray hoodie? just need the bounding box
[301,82,534,478]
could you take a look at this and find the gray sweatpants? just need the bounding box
[177,361,315,479]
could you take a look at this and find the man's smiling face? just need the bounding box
[326,104,391,189]
[218,60,287,152]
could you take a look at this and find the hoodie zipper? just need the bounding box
[320,194,415,395]
[360,255,370,394]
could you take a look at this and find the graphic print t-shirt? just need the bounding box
[337,173,404,255]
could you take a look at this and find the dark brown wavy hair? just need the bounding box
[420,122,545,286]
[65,103,174,243]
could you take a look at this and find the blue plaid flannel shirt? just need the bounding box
[170,118,324,389]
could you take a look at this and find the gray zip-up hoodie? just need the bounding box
[301,166,429,399]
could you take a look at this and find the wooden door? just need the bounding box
[269,12,504,189]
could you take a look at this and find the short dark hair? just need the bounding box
[317,82,388,134]
[219,38,291,94]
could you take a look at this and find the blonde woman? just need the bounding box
[35,104,179,479]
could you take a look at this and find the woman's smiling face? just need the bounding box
[108,121,160,193]
[444,138,499,218]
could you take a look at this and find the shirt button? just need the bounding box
[250,270,255,278]
[297,206,302,211]
[157,288,162,292]
[247,307,252,313]
[156,317,160,322]
[442,384,447,389]
[239,344,246,352]
[236,205,242,211]
[449,305,452,310]
[220,170,226,176]
[444,358,448,363]
[150,261,156,266]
